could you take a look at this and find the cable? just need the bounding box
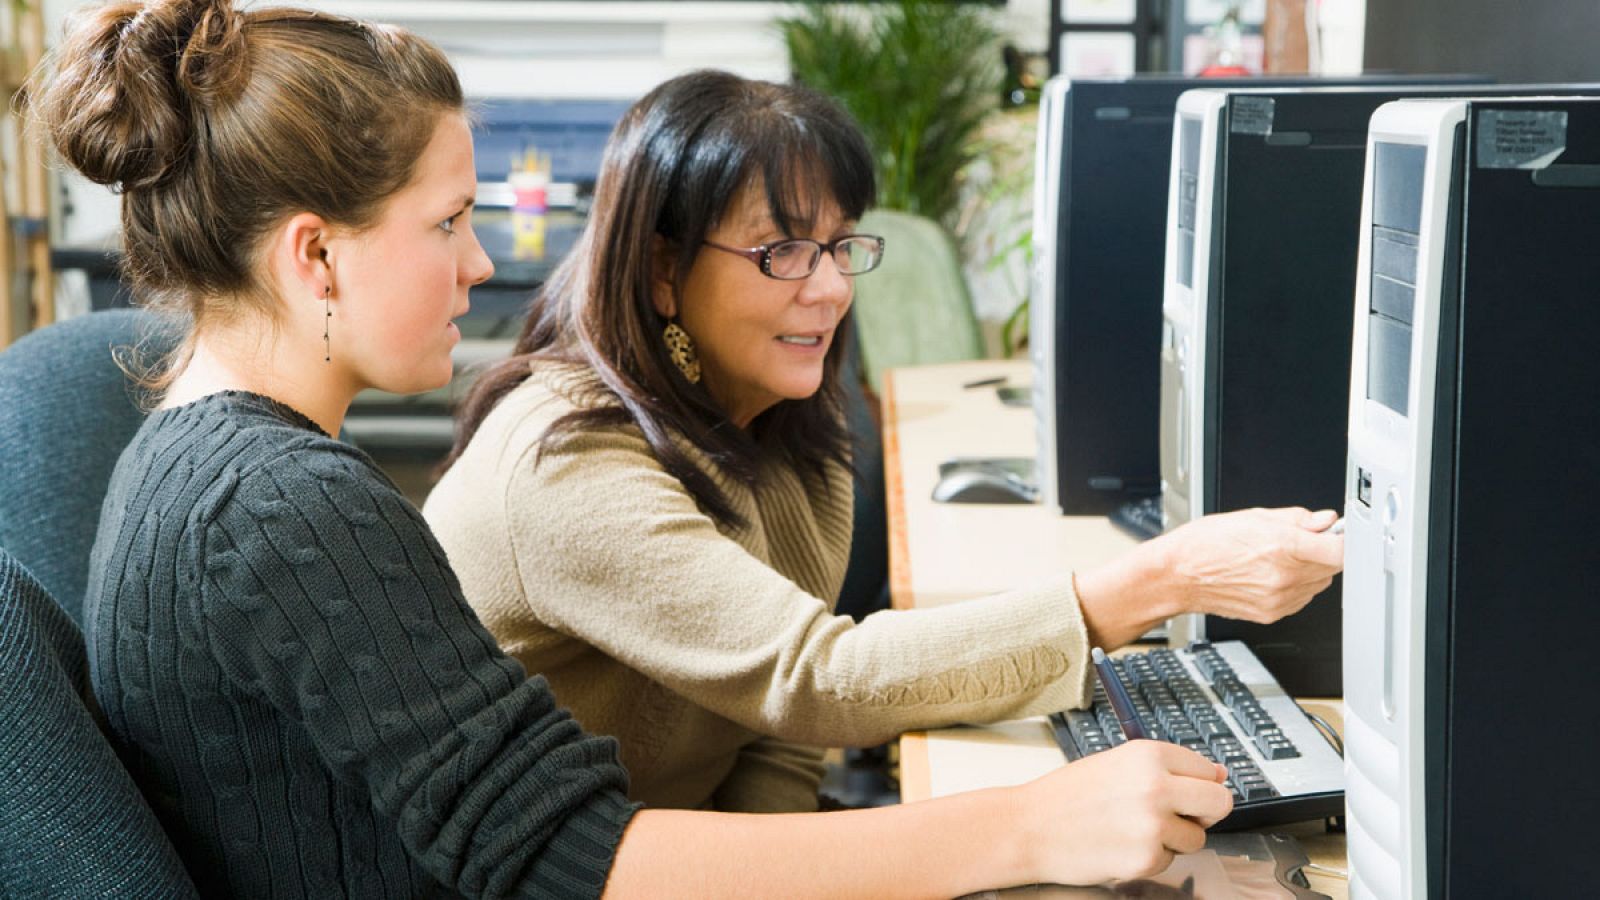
[1304,709,1344,757]
[1303,861,1349,880]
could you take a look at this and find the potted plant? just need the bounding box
[781,1,1015,378]
[780,0,1003,230]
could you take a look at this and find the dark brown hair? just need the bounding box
[447,70,875,528]
[27,0,462,370]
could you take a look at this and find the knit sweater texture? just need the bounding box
[83,391,638,898]
[424,365,1096,813]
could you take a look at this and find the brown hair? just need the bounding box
[446,70,875,528]
[26,0,463,374]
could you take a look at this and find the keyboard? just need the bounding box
[1109,495,1165,541]
[1049,640,1343,831]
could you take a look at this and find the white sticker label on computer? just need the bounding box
[1477,110,1568,169]
[1230,96,1275,136]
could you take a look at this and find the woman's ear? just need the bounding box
[650,234,678,319]
[271,212,334,298]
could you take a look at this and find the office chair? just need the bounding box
[830,317,899,808]
[836,326,888,622]
[0,309,178,625]
[850,208,985,391]
[0,548,198,895]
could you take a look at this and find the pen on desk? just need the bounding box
[962,375,1007,389]
[1092,647,1149,741]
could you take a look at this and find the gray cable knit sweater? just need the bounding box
[83,391,638,898]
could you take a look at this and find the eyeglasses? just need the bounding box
[702,234,886,280]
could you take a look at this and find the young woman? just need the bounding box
[427,70,1344,813]
[43,1,1232,895]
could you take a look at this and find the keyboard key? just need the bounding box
[1261,742,1298,761]
[1167,724,1200,743]
[1212,737,1247,761]
[1228,760,1261,779]
[1236,711,1275,737]
[1157,706,1189,732]
[1240,779,1278,802]
[1255,733,1299,760]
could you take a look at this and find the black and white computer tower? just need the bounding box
[1031,76,1195,516]
[1032,76,1486,519]
[1344,96,1600,899]
[1157,89,1225,539]
[1159,84,1504,696]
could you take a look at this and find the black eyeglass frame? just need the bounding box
[702,234,886,280]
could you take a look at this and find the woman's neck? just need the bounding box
[162,329,359,439]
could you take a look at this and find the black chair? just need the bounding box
[827,330,899,806]
[835,327,889,622]
[0,547,198,895]
[0,310,178,625]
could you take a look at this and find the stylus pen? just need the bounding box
[1092,647,1149,741]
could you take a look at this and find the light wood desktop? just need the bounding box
[882,359,1348,898]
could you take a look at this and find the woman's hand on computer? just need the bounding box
[1153,506,1343,624]
[1019,740,1232,886]
[1075,505,1342,647]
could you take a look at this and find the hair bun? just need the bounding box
[31,0,248,190]
[170,0,249,106]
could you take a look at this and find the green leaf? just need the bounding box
[779,0,1004,232]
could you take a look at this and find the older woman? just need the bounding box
[426,69,1342,814]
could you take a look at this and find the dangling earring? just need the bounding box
[323,285,332,363]
[663,320,701,384]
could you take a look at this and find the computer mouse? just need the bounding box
[930,470,1037,504]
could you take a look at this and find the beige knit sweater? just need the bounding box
[424,365,1095,812]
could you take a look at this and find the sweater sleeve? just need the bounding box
[710,737,828,813]
[194,446,638,899]
[503,426,1096,749]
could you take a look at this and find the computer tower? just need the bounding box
[1031,75,1483,518]
[1159,84,1512,697]
[1343,96,1600,899]
[1031,76,1187,516]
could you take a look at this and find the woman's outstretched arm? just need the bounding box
[605,740,1233,898]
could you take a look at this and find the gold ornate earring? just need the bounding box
[323,285,332,363]
[662,320,701,384]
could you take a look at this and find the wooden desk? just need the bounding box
[883,360,1348,898]
[882,360,1135,611]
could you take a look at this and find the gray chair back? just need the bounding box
[0,310,178,625]
[0,548,198,895]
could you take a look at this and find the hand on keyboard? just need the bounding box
[1019,740,1231,887]
[1154,506,1343,624]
